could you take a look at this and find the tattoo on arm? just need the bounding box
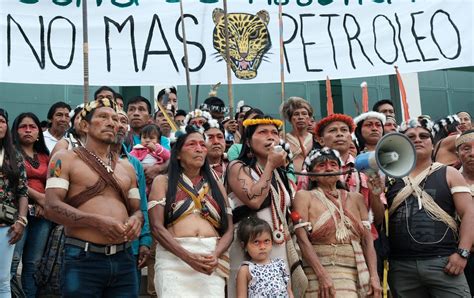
[237,165,271,201]
[49,159,62,178]
[51,205,84,222]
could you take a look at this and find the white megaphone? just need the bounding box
[355,132,416,178]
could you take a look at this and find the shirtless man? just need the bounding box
[44,99,143,297]
[293,148,381,297]
[456,129,474,294]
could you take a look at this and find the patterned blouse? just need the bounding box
[243,258,290,298]
[0,151,28,207]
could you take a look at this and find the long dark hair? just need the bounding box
[0,111,21,192]
[237,115,292,196]
[11,113,50,156]
[164,126,228,235]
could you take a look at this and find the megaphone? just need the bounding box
[355,132,416,178]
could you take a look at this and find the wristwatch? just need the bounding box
[456,248,470,259]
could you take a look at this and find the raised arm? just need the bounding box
[227,161,274,210]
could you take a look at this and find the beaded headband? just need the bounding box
[304,147,342,169]
[455,131,474,149]
[183,109,213,126]
[80,98,117,119]
[200,103,229,114]
[399,118,434,136]
[242,118,283,128]
[433,114,460,134]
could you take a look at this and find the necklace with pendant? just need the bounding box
[85,148,113,173]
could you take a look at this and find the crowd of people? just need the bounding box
[0,85,473,298]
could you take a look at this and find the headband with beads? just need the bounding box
[80,98,117,119]
[242,118,284,129]
[433,114,460,134]
[304,147,343,170]
[183,109,213,126]
[399,118,434,136]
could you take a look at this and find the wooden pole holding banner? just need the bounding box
[82,0,89,104]
[278,0,286,134]
[179,0,193,111]
[223,0,234,116]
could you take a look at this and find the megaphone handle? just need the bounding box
[366,171,383,196]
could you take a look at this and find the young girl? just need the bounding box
[236,217,293,298]
[130,124,170,192]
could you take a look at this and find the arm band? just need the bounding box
[294,222,312,230]
[451,186,471,195]
[361,221,371,230]
[147,198,166,211]
[45,177,70,190]
[226,207,233,216]
[128,188,140,200]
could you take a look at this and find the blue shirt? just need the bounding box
[122,144,152,254]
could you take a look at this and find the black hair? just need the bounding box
[127,96,151,114]
[40,120,49,129]
[68,105,84,138]
[47,101,71,120]
[94,86,116,100]
[164,126,228,235]
[11,113,50,156]
[236,114,292,198]
[433,117,460,145]
[0,111,21,192]
[140,124,162,142]
[372,99,394,113]
[157,87,177,102]
[237,216,273,260]
[203,121,224,134]
[175,109,187,117]
[115,92,124,100]
[243,108,263,121]
[203,96,225,107]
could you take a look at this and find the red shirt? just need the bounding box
[24,153,49,194]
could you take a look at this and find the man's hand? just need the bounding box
[35,205,44,218]
[185,252,215,275]
[317,271,336,298]
[123,215,142,242]
[267,149,287,170]
[97,216,127,243]
[444,252,467,275]
[8,222,25,245]
[367,276,382,297]
[367,173,383,196]
[137,245,150,268]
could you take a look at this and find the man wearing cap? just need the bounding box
[386,118,473,297]
[456,129,474,294]
[45,99,144,296]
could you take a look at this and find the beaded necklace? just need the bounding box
[22,150,39,169]
[255,165,287,245]
[84,147,113,173]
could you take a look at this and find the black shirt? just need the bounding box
[386,166,457,260]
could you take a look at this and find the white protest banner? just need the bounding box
[1,0,473,86]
